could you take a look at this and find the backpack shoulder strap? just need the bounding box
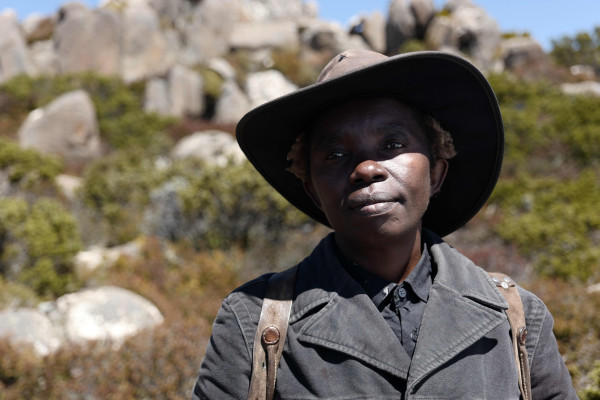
[247,265,298,400]
[488,272,532,400]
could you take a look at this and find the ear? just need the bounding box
[430,159,448,197]
[303,180,322,210]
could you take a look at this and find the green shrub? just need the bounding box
[0,138,63,193]
[175,159,311,249]
[581,362,600,400]
[0,197,81,297]
[0,73,174,152]
[551,26,600,72]
[490,169,600,281]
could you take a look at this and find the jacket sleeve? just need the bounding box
[524,290,579,400]
[192,295,254,400]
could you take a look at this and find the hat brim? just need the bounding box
[236,51,504,237]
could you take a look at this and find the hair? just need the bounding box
[286,105,457,183]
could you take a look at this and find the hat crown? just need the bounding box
[317,49,388,82]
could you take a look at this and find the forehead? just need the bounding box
[307,97,425,146]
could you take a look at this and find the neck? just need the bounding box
[334,227,423,283]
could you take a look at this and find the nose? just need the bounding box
[349,160,388,185]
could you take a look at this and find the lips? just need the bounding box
[346,192,400,210]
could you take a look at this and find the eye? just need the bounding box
[383,141,404,150]
[325,151,345,160]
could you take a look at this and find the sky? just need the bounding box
[4,0,600,51]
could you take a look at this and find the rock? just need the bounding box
[181,0,238,64]
[588,282,600,293]
[0,308,64,356]
[168,65,204,118]
[144,77,170,115]
[0,14,37,83]
[30,39,59,76]
[241,0,318,22]
[55,174,83,201]
[22,14,55,43]
[171,130,245,166]
[498,37,550,77]
[570,65,597,81]
[229,21,300,51]
[54,8,122,76]
[121,5,173,82]
[144,65,204,118]
[560,81,600,97]
[411,0,435,37]
[425,2,500,70]
[214,79,251,124]
[147,0,193,27]
[207,58,237,81]
[17,90,102,165]
[386,0,416,53]
[356,12,386,53]
[73,241,142,274]
[53,286,163,345]
[246,69,298,109]
[301,20,369,54]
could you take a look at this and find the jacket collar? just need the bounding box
[288,231,508,382]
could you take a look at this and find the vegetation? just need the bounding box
[551,26,600,73]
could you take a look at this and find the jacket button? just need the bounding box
[396,287,407,300]
[411,329,418,342]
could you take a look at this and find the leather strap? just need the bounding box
[489,272,532,400]
[247,265,297,400]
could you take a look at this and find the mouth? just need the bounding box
[346,193,401,215]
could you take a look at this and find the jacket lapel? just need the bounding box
[290,234,412,379]
[406,231,509,392]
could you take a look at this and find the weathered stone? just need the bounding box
[425,2,500,70]
[30,39,58,76]
[411,0,435,37]
[144,178,188,241]
[22,14,55,43]
[246,69,297,109]
[121,5,173,82]
[54,8,121,75]
[301,20,369,54]
[241,0,318,22]
[358,12,386,53]
[0,308,64,356]
[214,79,251,124]
[74,242,142,274]
[0,14,37,83]
[386,0,416,53]
[54,286,163,344]
[230,21,300,50]
[560,81,600,97]
[207,58,237,81]
[144,77,170,116]
[171,130,245,166]
[17,90,102,165]
[570,65,597,81]
[147,0,193,26]
[55,174,83,202]
[168,65,204,118]
[181,0,238,64]
[499,37,549,77]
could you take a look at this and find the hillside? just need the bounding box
[0,0,599,398]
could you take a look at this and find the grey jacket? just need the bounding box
[193,231,578,399]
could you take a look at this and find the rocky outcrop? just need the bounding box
[144,65,204,118]
[245,69,298,109]
[0,286,163,356]
[498,37,550,77]
[0,13,37,83]
[171,130,245,165]
[54,7,122,76]
[560,81,600,97]
[17,90,102,164]
[426,0,501,70]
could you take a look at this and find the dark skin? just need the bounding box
[304,97,448,283]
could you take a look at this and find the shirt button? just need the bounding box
[396,287,407,300]
[411,329,418,342]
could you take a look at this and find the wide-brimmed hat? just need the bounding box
[236,50,504,237]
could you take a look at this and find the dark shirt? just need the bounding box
[334,243,433,358]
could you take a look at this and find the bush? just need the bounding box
[581,362,600,400]
[0,73,174,152]
[0,138,63,194]
[0,197,81,297]
[490,169,600,281]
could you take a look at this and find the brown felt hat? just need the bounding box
[236,50,504,237]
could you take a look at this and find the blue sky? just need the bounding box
[4,0,600,51]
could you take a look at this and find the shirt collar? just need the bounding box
[333,241,433,305]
